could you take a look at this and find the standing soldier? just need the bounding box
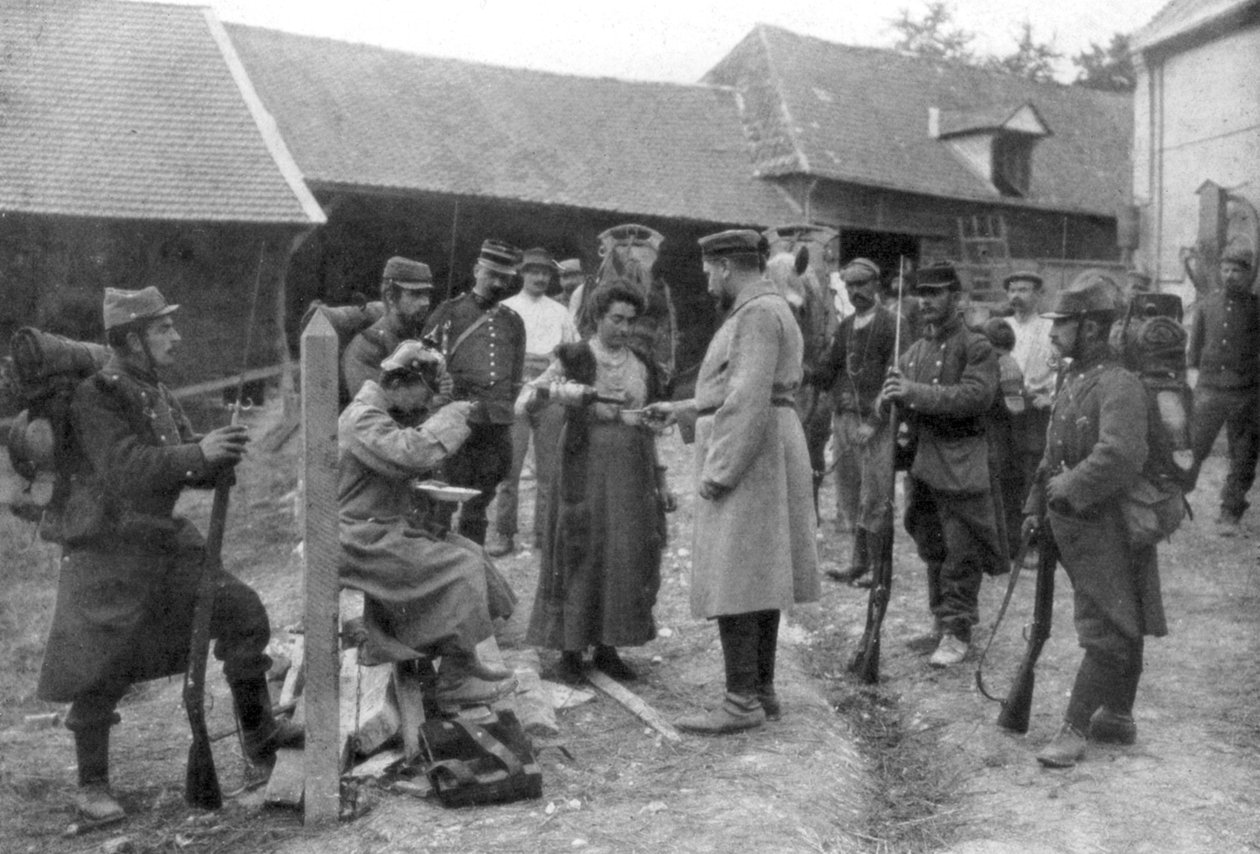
[813,258,900,585]
[881,262,1004,667]
[646,229,819,733]
[422,239,527,545]
[342,256,434,402]
[487,247,579,556]
[38,287,300,824]
[1186,248,1259,534]
[557,258,587,310]
[1025,270,1167,768]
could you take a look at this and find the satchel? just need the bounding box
[418,711,543,808]
[1119,476,1185,548]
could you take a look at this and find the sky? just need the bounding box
[145,0,1171,84]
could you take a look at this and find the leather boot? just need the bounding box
[1089,707,1137,745]
[231,677,305,767]
[442,647,513,682]
[755,610,781,721]
[676,692,766,734]
[436,650,517,707]
[1036,722,1088,768]
[73,726,125,825]
[593,645,637,681]
[826,529,870,585]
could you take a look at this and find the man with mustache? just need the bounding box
[422,239,527,544]
[342,256,435,402]
[813,258,901,586]
[881,262,1004,667]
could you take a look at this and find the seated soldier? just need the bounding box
[337,341,516,706]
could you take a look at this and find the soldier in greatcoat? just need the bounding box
[1024,271,1167,768]
[341,256,435,403]
[881,262,1004,668]
[338,341,515,706]
[421,239,527,545]
[646,229,819,733]
[37,287,299,824]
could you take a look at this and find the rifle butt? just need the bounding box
[996,664,1034,734]
[185,737,223,809]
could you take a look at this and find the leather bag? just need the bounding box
[418,711,543,808]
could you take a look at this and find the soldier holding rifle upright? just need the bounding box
[1025,271,1167,768]
[37,287,300,825]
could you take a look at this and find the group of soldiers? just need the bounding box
[32,211,1257,824]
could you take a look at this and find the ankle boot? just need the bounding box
[442,647,513,682]
[755,611,781,720]
[231,677,305,766]
[676,692,766,734]
[826,529,871,585]
[593,645,637,681]
[1036,722,1088,768]
[73,726,125,824]
[1089,707,1137,745]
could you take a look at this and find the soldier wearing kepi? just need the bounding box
[1186,247,1259,535]
[422,239,528,544]
[1025,270,1167,768]
[881,262,1004,668]
[646,229,819,734]
[37,287,299,825]
[342,256,435,402]
[556,258,587,309]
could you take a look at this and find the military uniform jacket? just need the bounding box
[37,356,222,701]
[424,292,526,425]
[1187,288,1260,389]
[689,281,820,619]
[1029,354,1167,638]
[342,315,405,403]
[898,314,999,494]
[815,305,899,417]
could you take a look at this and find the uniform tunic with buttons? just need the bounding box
[897,313,1005,634]
[37,356,270,707]
[342,314,405,403]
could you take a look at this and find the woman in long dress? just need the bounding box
[524,284,676,681]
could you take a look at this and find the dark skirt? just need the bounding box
[527,420,665,650]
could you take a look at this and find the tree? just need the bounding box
[1073,33,1136,93]
[889,1,976,65]
[984,22,1062,83]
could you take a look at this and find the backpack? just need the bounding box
[300,299,385,406]
[6,327,110,535]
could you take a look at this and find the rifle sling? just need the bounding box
[973,533,1031,702]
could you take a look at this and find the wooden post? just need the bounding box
[301,311,341,825]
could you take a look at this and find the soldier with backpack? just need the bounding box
[35,287,300,825]
[341,256,435,402]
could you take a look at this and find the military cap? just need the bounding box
[599,224,664,252]
[380,340,445,381]
[557,258,584,277]
[1002,270,1043,290]
[1221,246,1254,270]
[762,223,839,250]
[103,286,179,331]
[698,229,766,259]
[910,262,961,292]
[1042,269,1122,319]
[382,256,433,289]
[840,258,881,284]
[520,247,560,272]
[476,239,523,276]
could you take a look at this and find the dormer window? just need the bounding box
[930,102,1052,198]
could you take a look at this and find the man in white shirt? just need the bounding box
[1003,271,1056,519]
[488,247,579,556]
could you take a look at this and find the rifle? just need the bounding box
[847,256,905,684]
[996,519,1057,733]
[183,244,266,808]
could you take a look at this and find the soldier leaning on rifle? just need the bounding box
[1186,247,1259,535]
[341,256,435,403]
[37,287,301,824]
[1025,271,1167,769]
[880,262,1006,669]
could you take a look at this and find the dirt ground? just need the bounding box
[1,399,1258,853]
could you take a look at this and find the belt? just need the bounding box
[698,399,795,417]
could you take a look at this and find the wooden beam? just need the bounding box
[300,310,341,826]
[584,670,681,743]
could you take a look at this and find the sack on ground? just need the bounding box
[1119,476,1185,548]
[418,710,542,807]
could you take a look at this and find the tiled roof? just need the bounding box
[704,25,1132,217]
[0,1,323,223]
[225,24,798,227]
[1130,0,1257,52]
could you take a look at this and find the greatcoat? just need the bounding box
[690,279,820,618]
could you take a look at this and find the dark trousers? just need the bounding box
[437,422,514,544]
[904,477,1002,640]
[1065,587,1145,729]
[717,610,780,697]
[1190,385,1260,518]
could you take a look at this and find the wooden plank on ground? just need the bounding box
[279,636,305,708]
[393,663,427,761]
[339,648,398,758]
[264,748,306,807]
[300,311,342,826]
[585,669,681,743]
